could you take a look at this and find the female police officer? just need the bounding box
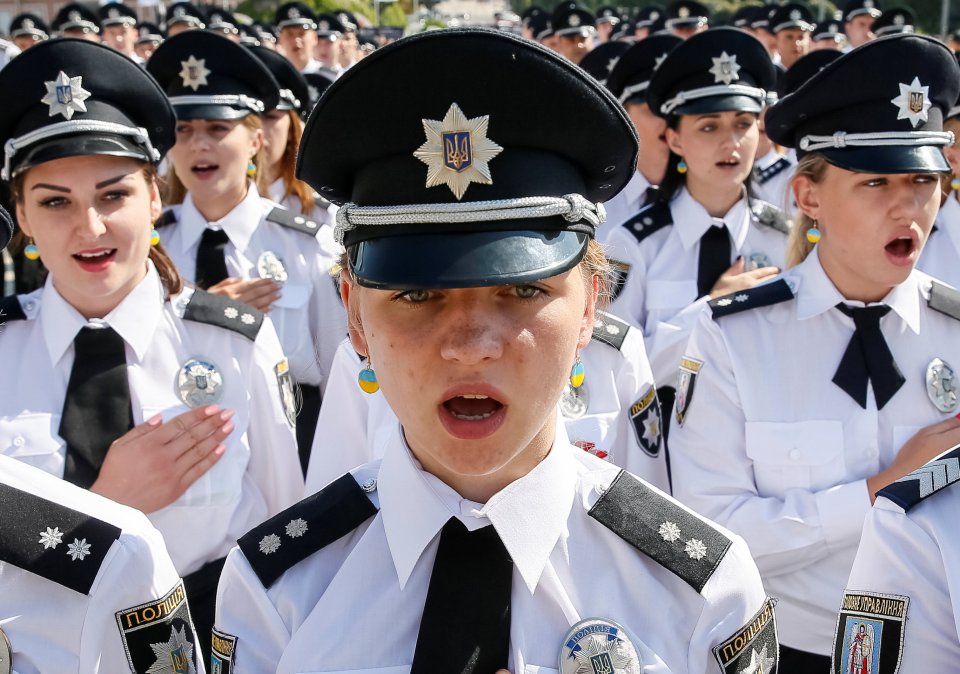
[213,28,776,674]
[669,34,960,671]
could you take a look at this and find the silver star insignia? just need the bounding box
[38,526,63,549]
[684,538,707,560]
[643,411,660,446]
[739,644,775,674]
[413,102,504,200]
[179,55,210,92]
[66,538,91,561]
[709,52,741,85]
[259,533,281,554]
[716,298,733,307]
[41,71,91,120]
[146,624,195,674]
[285,518,308,538]
[890,76,931,128]
[659,521,681,542]
[224,306,239,319]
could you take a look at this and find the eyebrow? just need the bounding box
[30,173,130,193]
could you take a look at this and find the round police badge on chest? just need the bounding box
[560,618,642,674]
[176,359,224,407]
[926,357,958,413]
[745,251,771,272]
[560,382,590,419]
[0,627,11,674]
[257,251,288,283]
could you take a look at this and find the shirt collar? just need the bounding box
[674,187,751,252]
[181,181,262,253]
[620,171,651,211]
[794,248,921,333]
[42,261,164,366]
[378,416,578,594]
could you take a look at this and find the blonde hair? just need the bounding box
[163,114,270,205]
[272,110,316,216]
[785,153,830,268]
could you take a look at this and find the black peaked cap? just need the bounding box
[607,33,682,105]
[247,44,309,117]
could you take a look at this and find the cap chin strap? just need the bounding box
[2,120,160,180]
[334,194,606,246]
[798,130,954,152]
[169,94,265,114]
[661,84,766,115]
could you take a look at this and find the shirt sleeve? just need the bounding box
[604,226,648,330]
[669,308,872,577]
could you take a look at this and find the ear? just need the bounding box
[793,174,821,221]
[250,126,264,155]
[664,125,683,157]
[148,178,162,223]
[340,274,369,358]
[579,272,599,350]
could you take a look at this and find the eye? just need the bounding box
[863,178,887,187]
[699,124,715,133]
[38,196,67,208]
[512,285,542,300]
[914,174,937,184]
[102,189,130,201]
[175,124,192,135]
[394,289,432,303]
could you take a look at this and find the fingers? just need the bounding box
[111,413,163,448]
[925,414,960,438]
[235,279,281,310]
[725,256,746,274]
[177,442,227,492]
[151,405,228,445]
[172,417,234,471]
[167,410,235,459]
[207,277,242,292]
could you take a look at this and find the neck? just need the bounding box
[686,177,742,218]
[817,247,894,304]
[264,163,281,187]
[193,180,249,222]
[637,158,665,187]
[56,261,149,320]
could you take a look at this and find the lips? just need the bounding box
[437,385,509,440]
[884,235,915,258]
[442,393,504,421]
[716,158,740,168]
[192,163,218,176]
[73,248,117,271]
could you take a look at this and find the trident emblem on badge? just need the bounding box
[909,91,924,114]
[56,84,72,105]
[171,645,189,674]
[443,131,472,172]
[590,653,614,674]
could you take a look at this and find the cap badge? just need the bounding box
[654,52,669,69]
[179,55,211,92]
[413,102,504,200]
[23,18,34,28]
[319,20,329,30]
[864,0,873,7]
[891,76,931,128]
[790,9,801,19]
[709,51,741,85]
[894,14,905,25]
[289,7,301,18]
[650,11,659,19]
[108,8,119,18]
[68,10,81,21]
[41,71,91,120]
[569,13,581,26]
[679,6,690,17]
[173,6,185,16]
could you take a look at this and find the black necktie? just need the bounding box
[195,228,230,289]
[696,221,731,298]
[832,304,905,410]
[411,519,513,674]
[59,326,134,488]
[641,185,658,207]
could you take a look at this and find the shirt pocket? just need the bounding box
[745,420,846,494]
[272,283,310,310]
[142,405,250,508]
[645,279,697,311]
[0,413,65,475]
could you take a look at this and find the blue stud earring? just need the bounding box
[358,358,379,394]
[24,240,40,261]
[570,351,585,388]
[676,160,688,174]
[806,220,821,244]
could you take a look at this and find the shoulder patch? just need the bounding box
[877,445,960,512]
[591,311,630,351]
[709,278,795,319]
[755,157,792,185]
[0,482,121,595]
[0,295,27,322]
[153,209,177,229]
[928,281,960,323]
[620,200,673,245]
[749,200,790,235]
[211,627,238,673]
[266,206,321,236]
[238,472,379,588]
[588,470,732,593]
[833,591,908,674]
[713,597,779,674]
[116,580,201,674]
[182,289,263,341]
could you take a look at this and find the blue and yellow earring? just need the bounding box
[570,350,585,389]
[806,219,821,244]
[150,229,160,246]
[952,177,960,191]
[676,159,688,174]
[358,358,379,394]
[247,160,257,177]
[24,239,40,261]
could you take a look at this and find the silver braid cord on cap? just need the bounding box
[798,130,955,152]
[334,194,607,245]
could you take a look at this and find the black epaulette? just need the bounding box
[153,209,177,229]
[238,473,379,588]
[620,200,673,245]
[928,281,960,323]
[0,295,27,322]
[877,446,960,512]
[182,289,263,341]
[755,157,791,185]
[588,471,732,593]
[749,200,790,235]
[266,206,321,236]
[592,311,630,351]
[0,483,121,595]
[709,278,795,319]
[314,193,333,210]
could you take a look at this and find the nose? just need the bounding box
[78,206,107,239]
[439,300,505,365]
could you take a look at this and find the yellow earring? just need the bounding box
[569,350,585,388]
[357,358,379,394]
[24,239,40,260]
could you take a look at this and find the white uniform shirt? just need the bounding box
[669,249,960,654]
[0,454,207,674]
[305,315,670,496]
[841,455,960,671]
[217,419,772,673]
[606,188,788,389]
[267,177,335,227]
[160,184,346,389]
[918,196,960,289]
[0,264,303,575]
[751,148,796,213]
[600,170,652,246]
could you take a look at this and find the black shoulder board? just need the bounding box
[749,200,790,235]
[0,482,121,595]
[0,295,27,322]
[182,290,264,341]
[266,206,321,236]
[755,157,791,185]
[153,209,177,229]
[709,278,794,319]
[238,472,379,588]
[589,470,732,593]
[928,281,960,323]
[621,200,673,245]
[314,193,333,210]
[592,311,630,351]
[877,446,960,512]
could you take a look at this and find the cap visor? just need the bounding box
[350,229,589,289]
[14,135,152,177]
[822,145,950,174]
[174,104,253,121]
[671,94,762,116]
